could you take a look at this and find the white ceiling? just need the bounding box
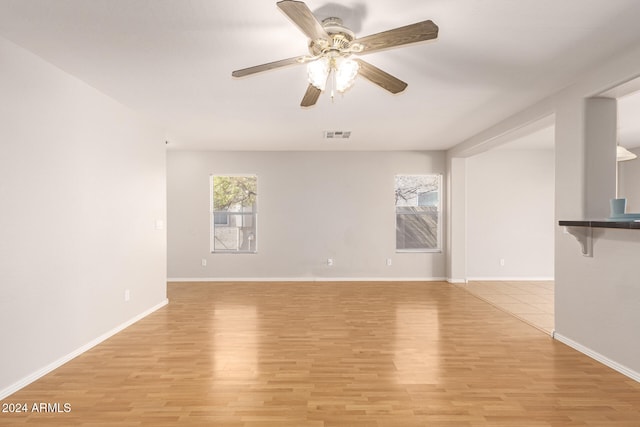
[1,0,640,151]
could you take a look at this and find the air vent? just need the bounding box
[324,131,351,139]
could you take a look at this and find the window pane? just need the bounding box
[396,208,439,250]
[213,176,257,211]
[213,213,257,252]
[395,175,440,207]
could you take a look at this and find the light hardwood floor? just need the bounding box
[2,281,639,426]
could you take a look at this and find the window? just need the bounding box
[210,175,257,253]
[395,174,442,252]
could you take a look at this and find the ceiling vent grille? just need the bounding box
[324,131,351,139]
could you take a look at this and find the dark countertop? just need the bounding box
[559,220,640,229]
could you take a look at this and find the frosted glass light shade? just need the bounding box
[335,58,359,92]
[307,57,359,93]
[307,58,330,91]
[617,145,637,162]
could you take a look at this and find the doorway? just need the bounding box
[461,122,556,334]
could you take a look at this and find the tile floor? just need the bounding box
[456,280,554,334]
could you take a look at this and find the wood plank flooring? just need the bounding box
[2,281,640,426]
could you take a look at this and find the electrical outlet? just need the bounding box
[124,289,130,302]
[201,259,207,267]
[386,258,392,266]
[500,258,505,267]
[327,258,334,266]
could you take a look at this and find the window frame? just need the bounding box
[210,174,258,254]
[394,174,442,253]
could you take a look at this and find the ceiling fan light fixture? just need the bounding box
[307,57,330,91]
[617,145,637,162]
[335,58,359,92]
[307,56,359,94]
[232,1,439,107]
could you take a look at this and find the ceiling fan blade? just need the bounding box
[301,84,322,107]
[354,20,438,54]
[277,0,328,41]
[355,59,407,94]
[232,56,304,78]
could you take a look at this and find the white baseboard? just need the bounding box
[0,299,169,401]
[447,278,468,284]
[466,276,555,281]
[167,277,448,283]
[554,333,640,383]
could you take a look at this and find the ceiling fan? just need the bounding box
[232,0,439,107]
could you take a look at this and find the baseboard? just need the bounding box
[168,277,448,283]
[466,276,555,281]
[554,333,640,383]
[0,299,169,401]
[447,278,468,284]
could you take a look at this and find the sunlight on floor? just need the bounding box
[457,281,554,334]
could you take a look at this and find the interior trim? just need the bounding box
[167,277,448,282]
[554,333,640,383]
[0,299,169,400]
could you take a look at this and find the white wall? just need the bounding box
[445,157,467,283]
[617,147,640,213]
[466,149,555,279]
[168,151,446,280]
[0,37,167,397]
[448,42,640,379]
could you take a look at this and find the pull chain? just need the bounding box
[330,69,336,102]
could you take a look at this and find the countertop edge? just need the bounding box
[559,220,640,229]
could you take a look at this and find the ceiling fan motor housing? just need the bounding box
[308,17,357,55]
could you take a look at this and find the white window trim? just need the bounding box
[210,174,258,254]
[395,174,442,253]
